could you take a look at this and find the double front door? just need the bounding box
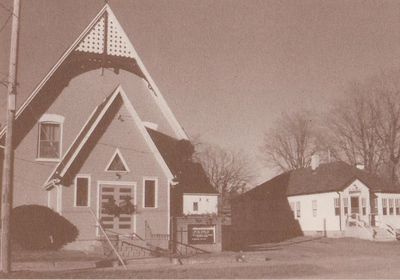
[99,183,135,234]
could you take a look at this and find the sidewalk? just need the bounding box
[12,260,98,272]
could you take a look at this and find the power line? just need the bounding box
[0,79,8,88]
[0,2,12,13]
[97,142,150,155]
[0,12,12,33]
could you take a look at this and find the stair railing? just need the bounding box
[174,241,210,256]
[378,221,396,237]
[104,229,145,241]
[88,208,127,269]
[346,213,374,238]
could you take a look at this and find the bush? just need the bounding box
[11,205,79,250]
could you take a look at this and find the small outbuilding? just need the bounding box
[232,158,400,247]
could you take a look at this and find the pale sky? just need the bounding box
[2,0,400,184]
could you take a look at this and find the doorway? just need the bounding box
[351,196,360,215]
[97,182,136,235]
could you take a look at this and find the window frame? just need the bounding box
[296,201,301,218]
[343,197,349,215]
[396,199,400,215]
[193,201,199,212]
[334,198,340,216]
[361,198,367,216]
[373,198,378,215]
[382,198,388,215]
[289,201,295,218]
[105,148,130,173]
[142,177,158,209]
[389,198,394,215]
[37,120,63,162]
[74,174,91,207]
[312,200,317,217]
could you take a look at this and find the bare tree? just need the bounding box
[261,110,317,172]
[194,144,253,212]
[327,82,384,175]
[369,70,400,181]
[327,70,400,180]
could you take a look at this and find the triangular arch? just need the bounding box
[0,4,188,142]
[105,148,130,172]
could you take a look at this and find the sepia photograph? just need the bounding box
[1,0,400,278]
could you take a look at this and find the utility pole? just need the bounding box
[1,0,20,273]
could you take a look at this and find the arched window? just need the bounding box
[37,114,64,160]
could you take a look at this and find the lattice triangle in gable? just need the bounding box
[74,8,136,59]
[75,16,105,54]
[106,10,136,58]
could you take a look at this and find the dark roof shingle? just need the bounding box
[244,161,400,198]
[146,128,218,194]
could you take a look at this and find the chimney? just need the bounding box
[311,154,320,171]
[356,164,364,170]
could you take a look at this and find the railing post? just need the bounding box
[88,208,127,270]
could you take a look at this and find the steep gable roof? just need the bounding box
[146,127,218,194]
[44,85,173,188]
[243,161,400,199]
[0,4,187,141]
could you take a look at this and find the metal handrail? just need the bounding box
[345,214,374,238]
[120,240,171,257]
[88,208,127,269]
[104,229,145,241]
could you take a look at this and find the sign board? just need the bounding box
[188,225,215,244]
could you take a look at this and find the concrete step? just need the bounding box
[372,227,396,241]
[344,226,373,240]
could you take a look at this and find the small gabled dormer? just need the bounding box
[36,114,64,161]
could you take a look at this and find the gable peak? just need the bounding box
[74,5,137,58]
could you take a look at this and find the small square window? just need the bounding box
[75,176,89,207]
[193,202,199,212]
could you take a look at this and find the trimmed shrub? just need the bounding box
[11,205,79,250]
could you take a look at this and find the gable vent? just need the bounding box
[105,149,130,172]
[74,9,135,59]
[107,12,134,58]
[75,17,105,54]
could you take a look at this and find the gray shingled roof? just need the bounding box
[243,161,400,199]
[146,128,218,194]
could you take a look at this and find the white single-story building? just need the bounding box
[232,157,400,246]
